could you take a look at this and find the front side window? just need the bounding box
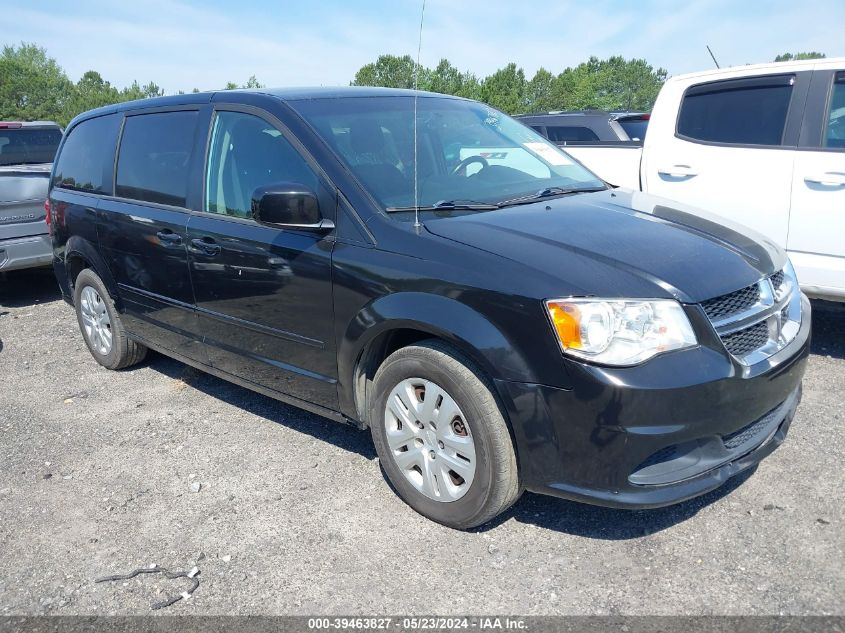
[677,75,794,146]
[116,111,198,207]
[824,72,845,149]
[205,111,319,218]
[291,96,604,217]
[52,115,120,193]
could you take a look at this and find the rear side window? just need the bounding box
[116,111,198,207]
[0,128,62,167]
[53,115,120,194]
[618,118,648,141]
[824,72,845,149]
[677,75,794,146]
[545,126,600,143]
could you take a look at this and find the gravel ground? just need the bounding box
[0,267,842,616]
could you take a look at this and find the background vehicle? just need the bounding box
[0,121,62,272]
[49,89,808,529]
[517,111,649,189]
[559,58,845,302]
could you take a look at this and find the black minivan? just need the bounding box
[48,88,810,528]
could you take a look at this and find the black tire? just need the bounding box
[73,268,147,370]
[370,340,521,529]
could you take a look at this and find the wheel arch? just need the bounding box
[338,292,535,427]
[64,235,121,309]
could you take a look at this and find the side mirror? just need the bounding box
[251,183,334,232]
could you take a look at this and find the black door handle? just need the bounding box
[156,230,182,246]
[189,237,221,256]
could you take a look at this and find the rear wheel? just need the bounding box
[370,340,521,529]
[74,268,147,370]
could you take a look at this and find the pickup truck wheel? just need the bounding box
[74,269,147,370]
[370,340,521,529]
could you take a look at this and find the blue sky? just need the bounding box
[4,0,843,93]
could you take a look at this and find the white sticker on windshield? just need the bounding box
[523,142,573,166]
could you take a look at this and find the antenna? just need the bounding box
[706,45,721,69]
[412,0,427,230]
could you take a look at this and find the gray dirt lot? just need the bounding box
[0,268,842,616]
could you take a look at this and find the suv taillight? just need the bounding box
[44,199,52,234]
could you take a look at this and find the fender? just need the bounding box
[337,291,538,420]
[63,235,122,310]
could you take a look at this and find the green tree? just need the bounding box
[480,63,526,114]
[352,54,427,89]
[549,56,666,112]
[242,75,264,89]
[61,70,119,122]
[427,59,480,99]
[593,56,667,111]
[222,76,265,90]
[0,43,73,123]
[525,68,557,113]
[774,52,826,62]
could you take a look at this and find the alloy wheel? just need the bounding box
[79,285,113,356]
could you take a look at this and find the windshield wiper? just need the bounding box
[385,199,500,213]
[497,186,607,208]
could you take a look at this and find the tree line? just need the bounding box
[0,44,264,126]
[352,54,668,114]
[0,43,827,126]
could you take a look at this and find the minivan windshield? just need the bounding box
[0,127,62,166]
[293,96,605,218]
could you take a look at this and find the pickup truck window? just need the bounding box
[824,72,845,149]
[116,111,198,208]
[677,75,794,146]
[0,128,62,167]
[618,118,648,142]
[205,111,319,219]
[53,115,120,194]
[293,96,604,215]
[546,126,600,143]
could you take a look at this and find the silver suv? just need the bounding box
[0,121,62,272]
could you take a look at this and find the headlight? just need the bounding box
[545,298,697,365]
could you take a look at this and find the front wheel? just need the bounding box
[73,268,147,370]
[370,340,521,529]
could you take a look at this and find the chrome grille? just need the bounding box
[701,268,800,365]
[701,283,760,320]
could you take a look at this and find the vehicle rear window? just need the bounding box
[0,128,62,167]
[618,118,648,141]
[677,75,794,146]
[824,72,845,149]
[116,111,198,207]
[52,115,120,194]
[545,126,600,143]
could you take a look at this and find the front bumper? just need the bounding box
[0,234,52,272]
[497,293,811,509]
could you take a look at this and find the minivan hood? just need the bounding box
[424,189,785,303]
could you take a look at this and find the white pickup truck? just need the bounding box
[562,57,845,302]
